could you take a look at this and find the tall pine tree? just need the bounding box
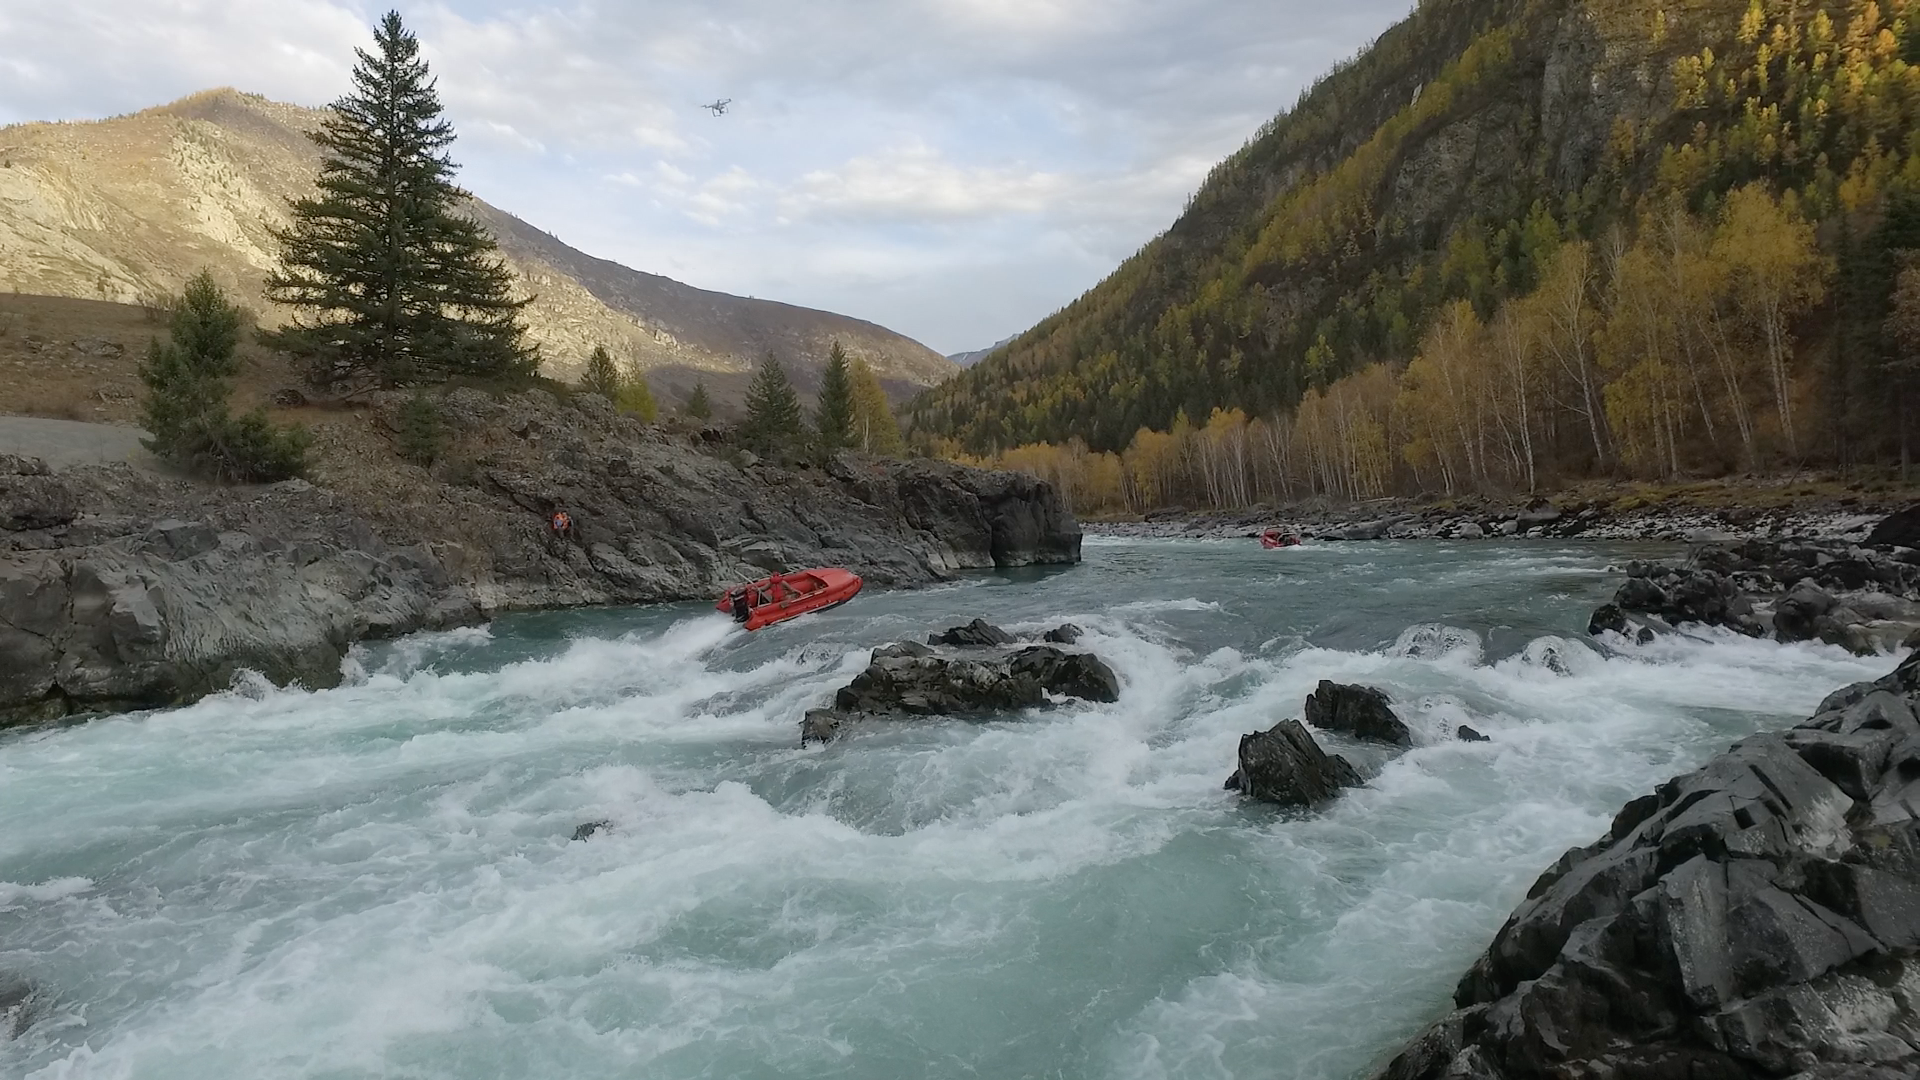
[815,341,856,453]
[266,10,535,389]
[579,346,622,399]
[742,351,804,458]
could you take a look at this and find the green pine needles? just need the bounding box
[683,380,714,420]
[265,10,536,390]
[814,341,856,454]
[742,351,804,458]
[140,271,309,482]
[576,344,657,421]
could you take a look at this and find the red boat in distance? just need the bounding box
[717,567,863,630]
[1259,529,1300,549]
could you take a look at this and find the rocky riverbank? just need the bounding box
[1585,524,1920,656]
[1372,652,1920,1079]
[0,389,1083,725]
[1091,487,1901,545]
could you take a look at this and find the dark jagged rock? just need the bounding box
[928,618,1014,647]
[805,638,1120,742]
[1457,725,1490,742]
[1587,602,1628,637]
[1224,719,1362,807]
[833,644,1118,716]
[1866,505,1920,549]
[1372,653,1920,1080]
[1042,623,1083,644]
[1304,680,1411,747]
[0,457,77,532]
[570,820,608,842]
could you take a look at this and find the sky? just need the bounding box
[0,0,1411,355]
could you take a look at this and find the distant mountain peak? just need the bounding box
[0,89,955,399]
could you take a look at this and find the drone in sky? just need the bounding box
[702,99,732,116]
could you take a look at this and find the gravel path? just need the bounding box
[0,415,157,470]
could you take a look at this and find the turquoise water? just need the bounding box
[0,539,1892,1079]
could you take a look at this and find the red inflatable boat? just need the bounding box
[717,567,864,631]
[1259,529,1300,549]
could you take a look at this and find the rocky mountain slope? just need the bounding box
[0,388,1080,724]
[0,89,953,397]
[910,0,1905,455]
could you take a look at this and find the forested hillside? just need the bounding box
[910,0,1920,510]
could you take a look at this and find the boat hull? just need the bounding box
[716,567,864,630]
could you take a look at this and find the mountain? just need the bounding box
[946,337,1015,368]
[909,0,1920,473]
[0,89,954,401]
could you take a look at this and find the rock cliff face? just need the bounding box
[1374,654,1920,1080]
[0,393,1082,724]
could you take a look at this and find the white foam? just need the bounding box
[0,542,1894,1080]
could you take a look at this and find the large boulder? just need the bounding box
[1224,719,1362,807]
[1304,680,1411,746]
[1865,505,1920,549]
[805,639,1120,742]
[1774,579,1841,642]
[1371,654,1920,1079]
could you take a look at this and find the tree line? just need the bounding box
[949,183,1865,516]
[910,0,1920,491]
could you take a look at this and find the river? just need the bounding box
[0,539,1892,1079]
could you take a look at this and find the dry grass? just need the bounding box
[0,292,306,428]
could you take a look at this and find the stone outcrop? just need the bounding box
[1,394,1083,725]
[1590,538,1920,655]
[316,389,1081,613]
[800,629,1120,744]
[0,459,476,725]
[1373,654,1920,1080]
[1224,719,1362,807]
[1304,680,1412,747]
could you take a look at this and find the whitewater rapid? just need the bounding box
[0,540,1892,1079]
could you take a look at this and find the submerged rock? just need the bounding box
[1371,652,1920,1079]
[570,820,609,842]
[1456,725,1489,742]
[1,975,36,1039]
[1304,680,1411,747]
[1041,623,1083,644]
[1224,719,1362,807]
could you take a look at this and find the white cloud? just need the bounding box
[785,145,1067,223]
[0,0,1414,353]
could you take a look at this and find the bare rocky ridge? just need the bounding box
[0,393,1082,725]
[0,89,953,396]
[1373,654,1920,1080]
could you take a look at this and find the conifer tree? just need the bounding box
[684,380,713,420]
[141,271,308,481]
[579,346,622,400]
[815,341,856,453]
[848,357,904,455]
[617,374,658,423]
[266,10,535,389]
[742,351,804,457]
